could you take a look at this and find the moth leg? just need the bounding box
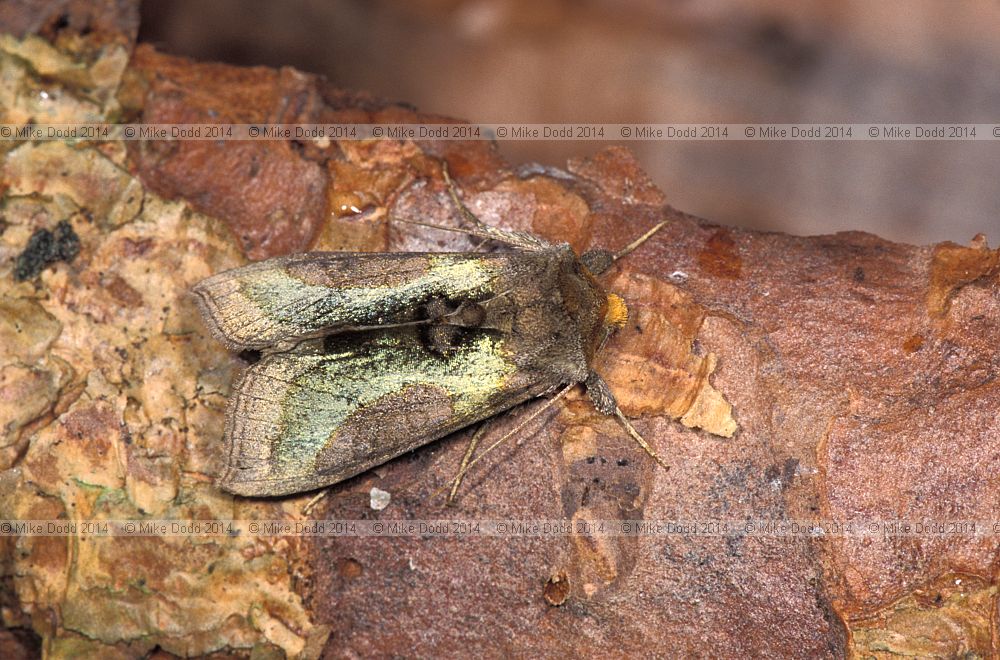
[433,382,578,503]
[441,162,551,251]
[301,489,328,516]
[447,421,492,504]
[584,371,670,471]
[583,370,618,416]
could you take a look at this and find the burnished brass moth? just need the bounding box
[194,166,666,497]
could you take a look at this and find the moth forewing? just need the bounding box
[219,327,565,496]
[194,251,530,351]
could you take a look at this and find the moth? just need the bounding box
[193,166,667,498]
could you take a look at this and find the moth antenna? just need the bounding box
[441,161,552,251]
[393,217,496,240]
[612,220,669,263]
[447,421,491,504]
[345,318,440,332]
[441,162,486,231]
[433,382,576,502]
[613,407,670,471]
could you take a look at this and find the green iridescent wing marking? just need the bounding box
[218,328,559,496]
[193,252,521,350]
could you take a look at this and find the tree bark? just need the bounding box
[1,3,997,657]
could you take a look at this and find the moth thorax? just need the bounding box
[603,293,628,329]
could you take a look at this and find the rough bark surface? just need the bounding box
[1,2,998,658]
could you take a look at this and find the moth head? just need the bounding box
[580,248,614,275]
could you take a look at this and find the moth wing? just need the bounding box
[217,329,560,496]
[193,251,545,350]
